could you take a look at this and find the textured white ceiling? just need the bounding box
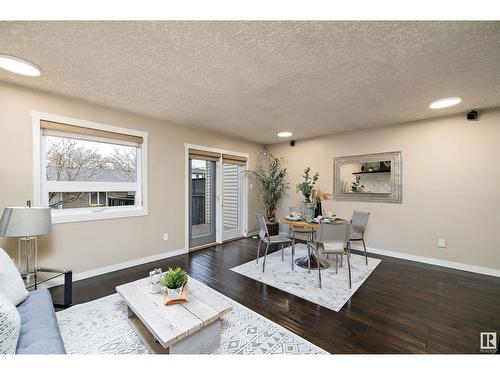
[1,21,499,144]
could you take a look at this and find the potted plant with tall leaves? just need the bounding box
[160,267,188,300]
[244,150,289,234]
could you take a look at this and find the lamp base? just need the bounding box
[18,236,38,281]
[21,272,37,283]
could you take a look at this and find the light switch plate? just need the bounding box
[163,233,169,241]
[438,239,446,248]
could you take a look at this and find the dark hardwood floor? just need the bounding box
[50,238,500,354]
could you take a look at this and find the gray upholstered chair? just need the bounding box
[256,214,294,272]
[315,221,352,289]
[349,211,370,265]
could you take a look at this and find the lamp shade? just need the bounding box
[0,207,52,237]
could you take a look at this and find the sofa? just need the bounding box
[0,248,66,354]
[16,289,66,354]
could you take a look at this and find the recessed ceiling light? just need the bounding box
[0,54,41,77]
[277,131,293,137]
[429,97,462,109]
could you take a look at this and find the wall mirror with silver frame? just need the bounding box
[334,151,402,203]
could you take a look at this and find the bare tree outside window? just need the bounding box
[46,136,137,209]
[107,148,137,182]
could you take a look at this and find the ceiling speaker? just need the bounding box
[467,110,478,121]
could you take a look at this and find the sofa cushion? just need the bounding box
[16,289,66,354]
[0,296,21,354]
[0,248,29,306]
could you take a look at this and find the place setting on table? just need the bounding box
[282,210,349,226]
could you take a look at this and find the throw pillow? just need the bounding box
[0,296,21,354]
[0,248,29,306]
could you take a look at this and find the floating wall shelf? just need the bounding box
[352,170,391,175]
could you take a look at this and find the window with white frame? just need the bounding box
[33,113,148,223]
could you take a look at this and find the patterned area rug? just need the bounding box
[56,280,327,355]
[231,243,381,312]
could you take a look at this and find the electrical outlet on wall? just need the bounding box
[438,239,446,248]
[163,233,169,241]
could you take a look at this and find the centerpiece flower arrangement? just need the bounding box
[296,167,319,204]
[296,168,335,219]
[161,267,188,300]
[296,167,319,220]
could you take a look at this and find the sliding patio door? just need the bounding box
[189,157,217,248]
[222,155,245,241]
[187,147,247,249]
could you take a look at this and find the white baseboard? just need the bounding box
[39,240,500,291]
[40,247,188,289]
[350,244,500,278]
[278,232,500,277]
[247,231,258,237]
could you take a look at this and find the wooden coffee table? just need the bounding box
[116,276,232,354]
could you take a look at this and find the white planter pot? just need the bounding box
[166,286,183,300]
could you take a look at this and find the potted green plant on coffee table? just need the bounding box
[161,267,188,300]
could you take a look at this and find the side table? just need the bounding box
[24,267,73,307]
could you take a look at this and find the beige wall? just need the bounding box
[0,82,262,273]
[2,80,499,274]
[269,109,500,271]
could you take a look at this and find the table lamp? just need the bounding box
[0,201,52,282]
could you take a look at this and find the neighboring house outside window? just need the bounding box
[89,192,107,207]
[33,112,149,224]
[191,168,206,179]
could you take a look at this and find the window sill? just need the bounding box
[51,206,148,224]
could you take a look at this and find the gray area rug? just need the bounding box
[231,243,381,312]
[56,280,328,355]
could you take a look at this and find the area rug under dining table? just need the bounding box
[231,243,381,312]
[56,276,327,355]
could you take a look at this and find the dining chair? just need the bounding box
[315,221,352,289]
[349,211,370,265]
[256,214,294,272]
[288,226,314,272]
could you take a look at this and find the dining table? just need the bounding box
[281,217,349,270]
